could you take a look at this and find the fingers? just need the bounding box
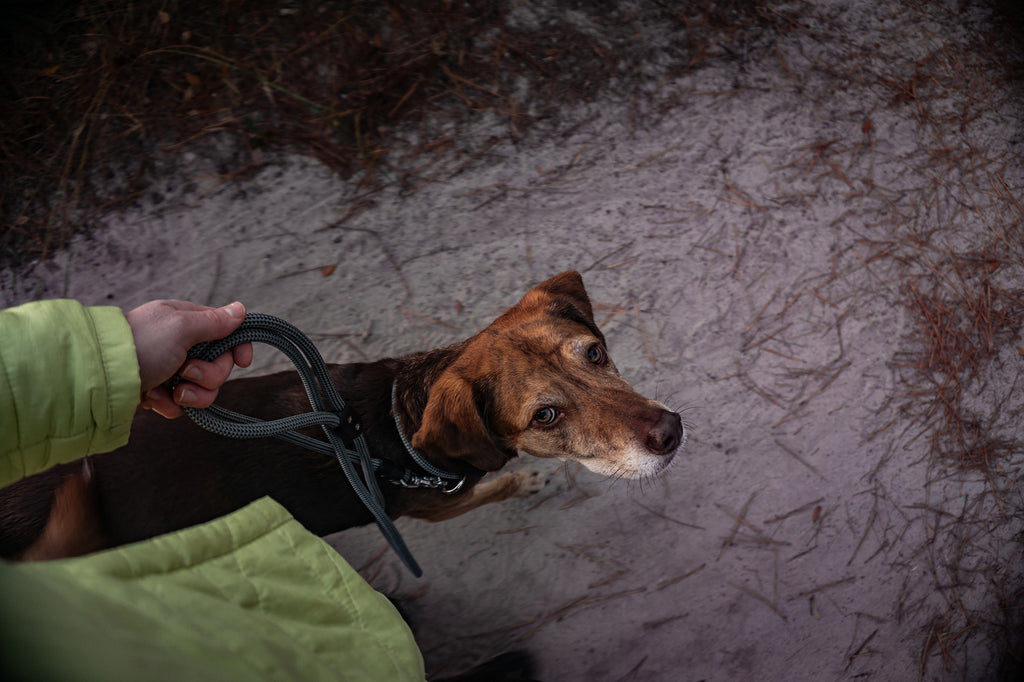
[165,300,246,353]
[128,298,250,398]
[129,298,253,419]
[188,301,246,349]
[172,382,220,411]
[140,386,185,419]
[141,369,226,418]
[232,342,254,368]
[178,351,238,391]
[149,346,248,418]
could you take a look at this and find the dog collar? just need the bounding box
[390,381,466,494]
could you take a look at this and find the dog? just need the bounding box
[0,270,685,561]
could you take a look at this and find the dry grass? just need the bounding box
[724,1,1024,474]
[894,249,1024,470]
[741,4,1021,665]
[693,4,1024,674]
[0,0,759,264]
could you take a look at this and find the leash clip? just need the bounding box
[442,476,466,495]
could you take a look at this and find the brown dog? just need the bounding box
[0,271,684,561]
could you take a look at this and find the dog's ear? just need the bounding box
[411,370,513,472]
[517,270,605,344]
[520,270,594,322]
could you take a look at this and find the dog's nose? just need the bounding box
[646,411,684,455]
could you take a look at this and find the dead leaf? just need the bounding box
[321,264,337,277]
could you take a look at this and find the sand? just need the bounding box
[3,1,1023,679]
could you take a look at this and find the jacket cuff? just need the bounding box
[86,306,141,455]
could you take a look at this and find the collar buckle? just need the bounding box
[391,471,466,494]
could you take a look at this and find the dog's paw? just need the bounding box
[515,469,548,496]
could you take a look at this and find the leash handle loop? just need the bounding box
[180,313,424,577]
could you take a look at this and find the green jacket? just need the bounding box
[0,300,425,681]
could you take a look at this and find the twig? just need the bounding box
[765,498,825,524]
[728,581,788,622]
[719,492,758,559]
[775,440,826,479]
[793,576,856,599]
[654,564,706,591]
[518,588,647,640]
[633,501,705,530]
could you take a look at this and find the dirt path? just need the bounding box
[4,1,1023,679]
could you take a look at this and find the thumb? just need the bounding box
[185,301,246,347]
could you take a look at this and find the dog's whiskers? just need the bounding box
[600,463,637,494]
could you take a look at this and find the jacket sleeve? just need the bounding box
[0,299,140,486]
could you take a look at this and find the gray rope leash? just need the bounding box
[180,313,428,576]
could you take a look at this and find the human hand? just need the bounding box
[125,300,254,418]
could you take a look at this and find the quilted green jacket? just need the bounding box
[0,300,425,681]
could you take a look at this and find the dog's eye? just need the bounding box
[586,344,607,365]
[532,407,559,426]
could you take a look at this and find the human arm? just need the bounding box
[0,299,250,487]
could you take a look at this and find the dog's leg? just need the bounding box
[16,461,105,561]
[432,650,537,682]
[406,470,545,522]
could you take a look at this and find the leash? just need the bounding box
[390,383,465,494]
[178,313,462,578]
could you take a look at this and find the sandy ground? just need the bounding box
[3,1,1024,680]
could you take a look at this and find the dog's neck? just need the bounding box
[333,339,485,479]
[391,339,470,429]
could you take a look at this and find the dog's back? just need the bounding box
[0,366,375,559]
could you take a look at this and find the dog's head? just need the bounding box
[412,271,685,479]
